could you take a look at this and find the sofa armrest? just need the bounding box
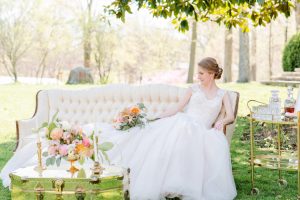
[15,90,49,152]
[223,91,240,145]
[223,121,237,145]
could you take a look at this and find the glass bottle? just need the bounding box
[269,90,281,120]
[284,86,296,114]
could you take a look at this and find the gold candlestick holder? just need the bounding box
[34,141,46,173]
[92,135,104,175]
[92,161,104,175]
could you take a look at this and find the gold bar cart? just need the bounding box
[247,100,300,199]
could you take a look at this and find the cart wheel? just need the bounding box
[251,188,259,195]
[278,179,288,188]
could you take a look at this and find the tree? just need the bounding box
[0,0,35,82]
[251,29,257,81]
[60,0,105,68]
[108,0,294,32]
[268,22,273,80]
[93,24,117,84]
[238,29,250,82]
[187,21,197,83]
[82,0,93,68]
[223,28,232,83]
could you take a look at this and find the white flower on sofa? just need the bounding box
[61,121,71,130]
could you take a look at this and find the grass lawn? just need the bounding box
[0,82,298,199]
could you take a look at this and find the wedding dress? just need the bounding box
[1,84,237,200]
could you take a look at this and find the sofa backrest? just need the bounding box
[46,84,187,125]
[16,84,239,152]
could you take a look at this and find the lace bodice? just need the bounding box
[184,84,226,128]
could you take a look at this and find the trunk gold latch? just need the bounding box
[75,186,86,200]
[34,182,44,200]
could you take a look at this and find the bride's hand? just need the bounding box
[214,120,224,131]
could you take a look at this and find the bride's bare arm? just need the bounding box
[157,88,193,119]
[214,92,234,131]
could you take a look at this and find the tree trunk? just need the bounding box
[238,29,250,83]
[269,23,273,79]
[12,62,18,83]
[251,29,257,81]
[284,18,288,43]
[83,0,92,68]
[187,21,197,83]
[296,2,300,32]
[223,28,232,83]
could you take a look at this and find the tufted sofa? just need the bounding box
[15,84,239,152]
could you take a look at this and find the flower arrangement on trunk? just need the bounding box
[113,103,148,131]
[40,112,113,171]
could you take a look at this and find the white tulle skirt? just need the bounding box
[1,113,236,199]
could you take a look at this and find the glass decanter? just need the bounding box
[284,86,296,114]
[269,90,281,120]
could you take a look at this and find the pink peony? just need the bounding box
[50,128,63,140]
[82,137,91,147]
[58,145,68,156]
[48,145,58,156]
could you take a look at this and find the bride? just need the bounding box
[1,57,237,199]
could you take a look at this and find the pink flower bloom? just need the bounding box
[118,117,124,123]
[50,128,63,140]
[82,137,90,147]
[58,145,68,156]
[48,145,58,156]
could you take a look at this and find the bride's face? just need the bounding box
[197,66,214,84]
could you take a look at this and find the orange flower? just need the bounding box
[75,144,86,153]
[130,106,140,115]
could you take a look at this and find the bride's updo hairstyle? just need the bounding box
[198,57,223,79]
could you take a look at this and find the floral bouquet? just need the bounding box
[113,103,148,131]
[40,112,113,171]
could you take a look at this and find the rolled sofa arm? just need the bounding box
[223,121,236,145]
[15,90,49,152]
[223,91,240,145]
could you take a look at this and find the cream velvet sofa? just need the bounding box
[15,84,239,152]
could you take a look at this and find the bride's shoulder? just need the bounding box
[218,88,228,99]
[188,84,199,92]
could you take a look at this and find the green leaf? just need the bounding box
[38,122,49,131]
[180,19,189,30]
[46,157,52,166]
[50,156,56,165]
[51,111,59,123]
[42,151,48,157]
[78,156,85,165]
[48,122,57,133]
[56,157,61,167]
[99,142,114,151]
[101,151,111,164]
[77,169,86,178]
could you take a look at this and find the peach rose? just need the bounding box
[130,106,140,115]
[50,128,63,140]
